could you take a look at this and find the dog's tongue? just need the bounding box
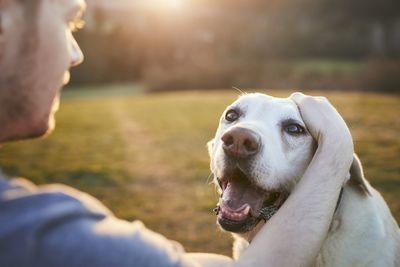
[221,178,265,215]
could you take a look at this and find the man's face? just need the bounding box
[0,0,85,142]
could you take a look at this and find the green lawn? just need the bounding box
[0,86,399,256]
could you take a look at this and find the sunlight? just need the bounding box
[146,0,186,12]
[162,0,184,10]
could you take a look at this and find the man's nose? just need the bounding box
[221,127,261,158]
[70,37,84,67]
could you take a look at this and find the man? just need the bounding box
[0,0,354,266]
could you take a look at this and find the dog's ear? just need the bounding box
[207,139,215,158]
[349,153,372,196]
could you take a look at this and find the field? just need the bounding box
[0,86,399,256]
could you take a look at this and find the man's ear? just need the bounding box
[207,139,215,158]
[349,153,372,196]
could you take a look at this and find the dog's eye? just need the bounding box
[285,124,305,135]
[225,109,240,122]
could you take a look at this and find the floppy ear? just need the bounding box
[207,139,215,158]
[349,153,372,196]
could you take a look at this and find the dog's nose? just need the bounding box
[221,127,261,158]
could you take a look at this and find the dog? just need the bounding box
[207,93,400,267]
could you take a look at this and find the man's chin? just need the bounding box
[39,96,60,138]
[28,121,54,140]
[20,99,59,141]
[4,119,53,142]
[25,114,56,140]
[43,116,56,137]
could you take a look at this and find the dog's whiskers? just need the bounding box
[232,86,247,96]
[206,172,214,185]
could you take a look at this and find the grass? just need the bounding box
[291,59,366,76]
[0,86,399,256]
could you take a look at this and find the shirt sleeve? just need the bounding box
[0,178,198,267]
[33,216,197,267]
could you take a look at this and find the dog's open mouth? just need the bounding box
[214,168,287,233]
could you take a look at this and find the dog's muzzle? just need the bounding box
[221,127,261,159]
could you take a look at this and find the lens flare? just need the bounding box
[164,0,184,9]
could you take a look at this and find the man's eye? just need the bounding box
[284,124,305,135]
[225,109,240,122]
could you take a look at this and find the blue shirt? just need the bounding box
[0,173,196,267]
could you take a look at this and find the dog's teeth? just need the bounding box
[243,206,250,215]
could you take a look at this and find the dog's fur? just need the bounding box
[208,93,400,267]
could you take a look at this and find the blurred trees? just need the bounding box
[70,0,400,92]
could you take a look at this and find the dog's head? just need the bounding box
[208,93,317,237]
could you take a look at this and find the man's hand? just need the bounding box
[290,92,354,167]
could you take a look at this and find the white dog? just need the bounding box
[208,93,400,267]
